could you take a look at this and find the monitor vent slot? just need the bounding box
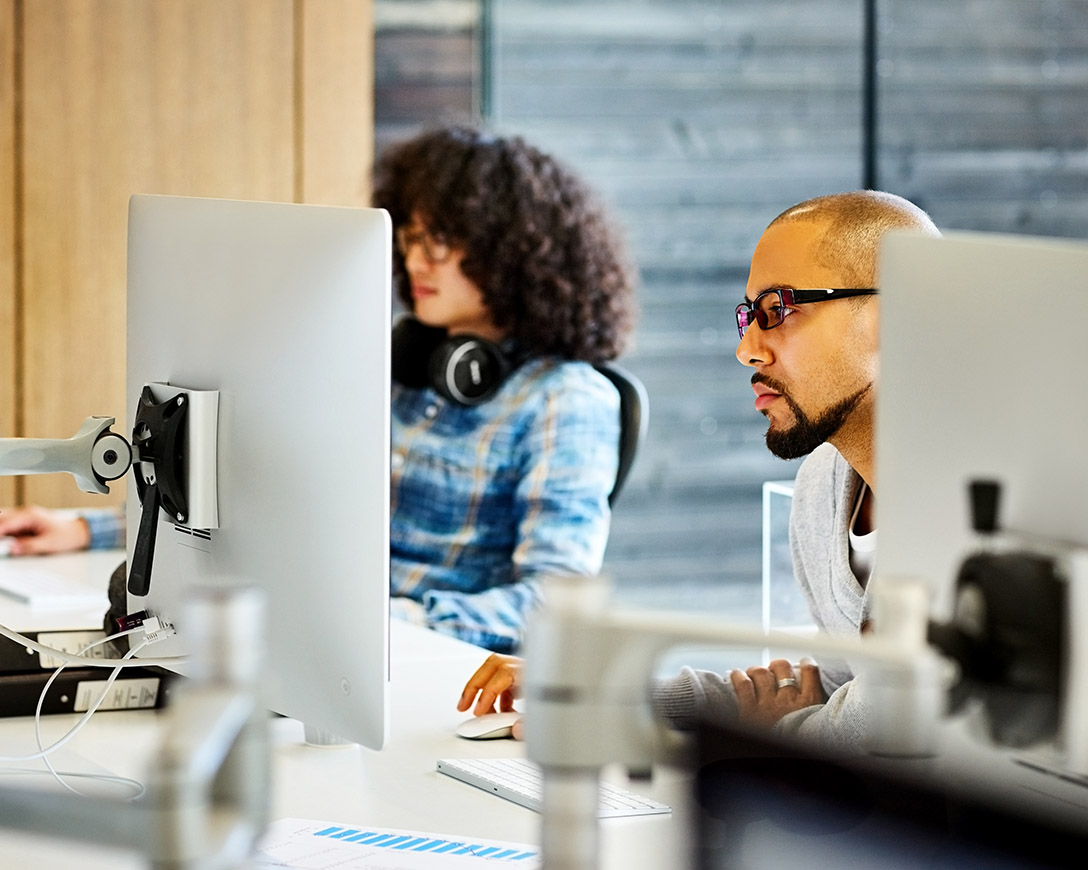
[173,525,213,541]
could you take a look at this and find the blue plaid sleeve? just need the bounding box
[78,505,126,550]
[422,368,620,652]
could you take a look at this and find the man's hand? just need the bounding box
[457,653,525,739]
[0,505,90,556]
[730,657,825,729]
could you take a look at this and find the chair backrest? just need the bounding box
[593,362,649,507]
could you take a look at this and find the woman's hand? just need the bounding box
[0,506,90,556]
[457,653,525,738]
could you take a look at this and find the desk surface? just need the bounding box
[5,552,1088,868]
[0,552,690,869]
[0,549,123,632]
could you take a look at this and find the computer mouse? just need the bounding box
[455,711,522,740]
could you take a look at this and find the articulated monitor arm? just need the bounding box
[525,546,1088,870]
[0,416,133,494]
[0,384,216,601]
[522,576,938,870]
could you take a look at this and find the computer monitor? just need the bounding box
[874,229,1088,617]
[874,229,1088,772]
[125,194,391,749]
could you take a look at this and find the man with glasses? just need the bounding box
[659,190,941,745]
[459,190,940,751]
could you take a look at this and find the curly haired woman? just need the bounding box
[373,125,637,653]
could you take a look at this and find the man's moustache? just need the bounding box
[751,373,791,399]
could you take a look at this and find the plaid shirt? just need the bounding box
[391,357,619,653]
[79,505,127,550]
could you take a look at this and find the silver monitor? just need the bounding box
[875,229,1088,616]
[125,194,391,748]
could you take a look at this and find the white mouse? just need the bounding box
[455,711,522,740]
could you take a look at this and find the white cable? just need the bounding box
[34,630,148,797]
[0,767,144,800]
[0,620,187,668]
[0,636,155,763]
[0,627,150,800]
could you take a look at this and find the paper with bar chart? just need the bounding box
[255,818,540,868]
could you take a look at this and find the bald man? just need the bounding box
[651,190,941,747]
[460,191,941,751]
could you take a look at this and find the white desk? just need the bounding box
[0,551,691,869]
[13,553,1086,868]
[0,549,124,632]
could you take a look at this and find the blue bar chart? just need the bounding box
[256,818,540,868]
[315,825,537,859]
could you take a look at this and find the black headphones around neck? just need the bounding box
[391,316,518,406]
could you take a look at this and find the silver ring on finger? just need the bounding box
[776,677,798,690]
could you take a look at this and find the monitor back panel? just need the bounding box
[876,229,1088,617]
[126,194,391,748]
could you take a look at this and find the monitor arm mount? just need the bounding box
[522,575,941,870]
[0,415,133,495]
[927,479,1088,765]
[129,385,191,596]
[0,384,208,599]
[1,401,262,869]
[525,532,1088,870]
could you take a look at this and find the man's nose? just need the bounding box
[736,321,770,367]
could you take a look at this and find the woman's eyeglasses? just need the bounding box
[735,288,878,338]
[395,226,453,264]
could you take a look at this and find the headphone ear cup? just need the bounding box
[429,336,511,406]
[391,317,448,389]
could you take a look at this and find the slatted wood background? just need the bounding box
[375,0,1088,619]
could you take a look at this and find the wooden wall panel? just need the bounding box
[0,0,16,506]
[15,0,373,509]
[299,0,375,206]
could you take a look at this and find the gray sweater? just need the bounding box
[653,443,873,750]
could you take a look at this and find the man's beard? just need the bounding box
[760,379,872,460]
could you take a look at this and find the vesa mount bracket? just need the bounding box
[128,383,219,598]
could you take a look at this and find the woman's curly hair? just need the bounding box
[372,125,637,362]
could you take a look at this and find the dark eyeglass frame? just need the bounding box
[395,226,453,264]
[735,288,879,338]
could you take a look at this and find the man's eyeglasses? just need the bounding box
[395,226,453,264]
[735,288,879,338]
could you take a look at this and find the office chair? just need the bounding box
[594,362,649,507]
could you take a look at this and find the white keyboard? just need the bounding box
[436,756,671,818]
[0,563,107,610]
